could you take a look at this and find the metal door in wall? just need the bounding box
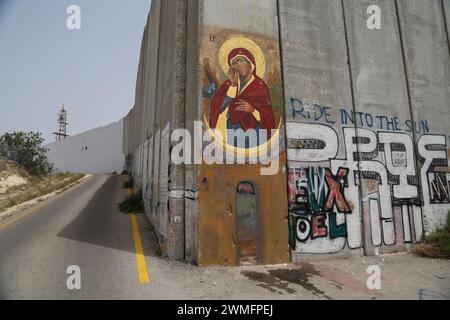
[236,182,258,265]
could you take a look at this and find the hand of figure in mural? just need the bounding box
[227,66,238,87]
[235,99,255,114]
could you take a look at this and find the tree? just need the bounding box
[0,132,54,175]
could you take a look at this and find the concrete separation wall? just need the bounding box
[197,0,289,266]
[46,119,125,174]
[122,0,187,261]
[396,0,450,233]
[279,0,361,260]
[123,0,450,266]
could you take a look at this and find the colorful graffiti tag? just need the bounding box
[288,166,350,249]
[287,122,450,254]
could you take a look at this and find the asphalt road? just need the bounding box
[0,174,449,300]
[0,174,157,299]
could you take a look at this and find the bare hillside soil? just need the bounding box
[0,158,85,215]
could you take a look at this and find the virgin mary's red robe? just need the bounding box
[209,76,276,137]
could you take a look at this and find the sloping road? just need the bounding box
[0,174,156,299]
[0,174,449,300]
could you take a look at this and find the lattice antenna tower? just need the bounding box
[53,104,69,141]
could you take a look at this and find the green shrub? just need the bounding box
[446,212,450,232]
[122,176,134,189]
[437,212,450,254]
[0,132,54,175]
[119,190,144,214]
[424,210,450,257]
[437,234,450,255]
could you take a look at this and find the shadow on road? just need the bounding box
[57,174,159,257]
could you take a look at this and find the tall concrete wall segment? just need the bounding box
[278,0,361,260]
[396,0,450,233]
[46,119,125,174]
[122,0,187,261]
[443,0,450,45]
[123,0,450,266]
[141,0,161,242]
[184,0,201,265]
[343,0,418,255]
[197,0,289,266]
[154,0,186,261]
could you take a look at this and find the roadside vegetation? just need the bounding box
[412,211,450,259]
[0,132,53,175]
[119,173,144,214]
[122,175,134,189]
[119,190,144,214]
[0,131,85,214]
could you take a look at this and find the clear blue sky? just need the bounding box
[0,0,151,143]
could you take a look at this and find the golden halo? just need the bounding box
[203,115,282,157]
[219,36,266,79]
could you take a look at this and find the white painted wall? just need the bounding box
[45,119,125,174]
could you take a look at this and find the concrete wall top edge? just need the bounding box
[45,118,125,148]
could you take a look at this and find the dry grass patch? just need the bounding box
[0,173,85,212]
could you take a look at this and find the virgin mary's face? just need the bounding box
[231,56,252,80]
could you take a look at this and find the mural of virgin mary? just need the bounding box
[209,48,276,147]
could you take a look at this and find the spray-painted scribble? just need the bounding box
[287,121,449,254]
